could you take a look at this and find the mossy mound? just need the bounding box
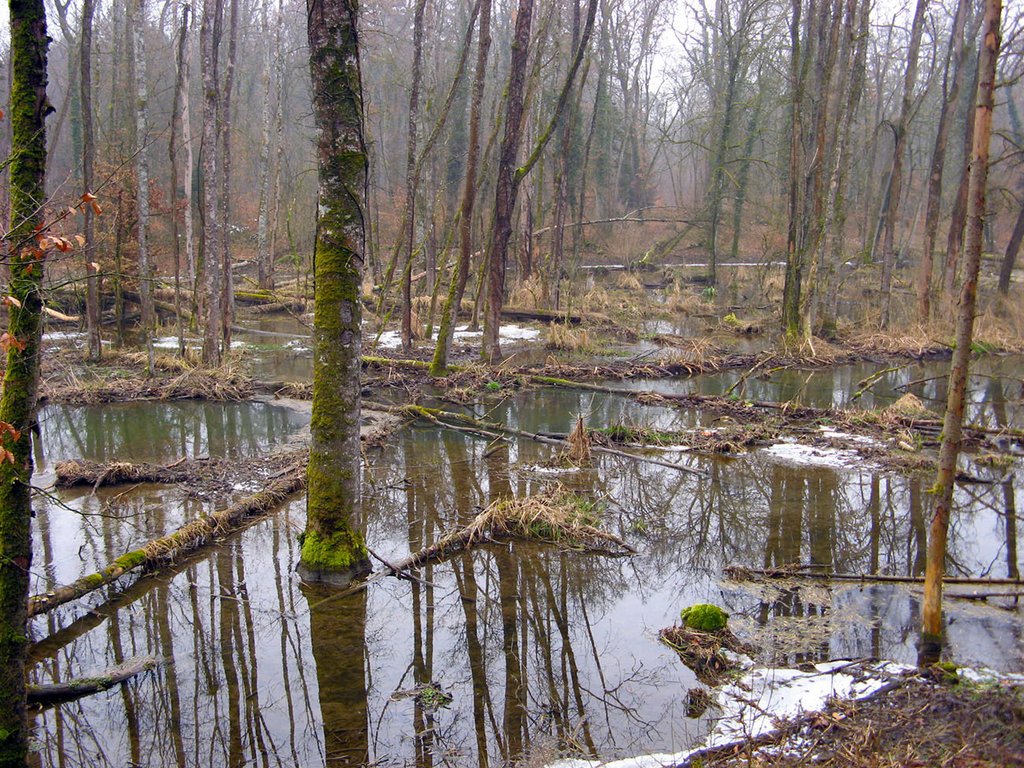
[680,603,729,632]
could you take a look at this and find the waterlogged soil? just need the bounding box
[24,358,1024,768]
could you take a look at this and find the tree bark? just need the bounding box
[920,0,1001,666]
[301,0,372,584]
[218,0,239,354]
[400,0,428,354]
[917,0,972,320]
[0,0,50,759]
[879,0,928,329]
[430,0,492,376]
[481,0,534,363]
[81,0,101,361]
[256,0,275,291]
[169,2,191,357]
[997,201,1024,294]
[133,0,154,372]
[200,0,223,365]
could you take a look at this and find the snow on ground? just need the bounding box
[372,323,541,350]
[547,660,914,768]
[762,440,866,469]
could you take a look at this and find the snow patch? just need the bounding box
[546,661,913,768]
[372,324,540,349]
[762,441,865,469]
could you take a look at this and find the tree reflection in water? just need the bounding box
[24,392,1024,767]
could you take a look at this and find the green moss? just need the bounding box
[680,604,729,632]
[113,551,146,571]
[299,528,368,573]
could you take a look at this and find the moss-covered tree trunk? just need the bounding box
[300,0,371,584]
[0,0,50,761]
[919,0,1001,667]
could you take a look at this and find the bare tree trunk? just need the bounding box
[941,52,980,301]
[169,2,190,357]
[181,16,196,288]
[431,0,492,376]
[878,0,928,328]
[133,0,155,373]
[256,0,275,291]
[781,0,804,340]
[399,0,428,353]
[997,202,1024,294]
[219,0,239,353]
[200,0,223,365]
[481,0,534,362]
[483,0,597,361]
[919,0,1001,666]
[917,0,972,321]
[81,0,101,361]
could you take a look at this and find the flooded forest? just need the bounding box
[0,0,1023,765]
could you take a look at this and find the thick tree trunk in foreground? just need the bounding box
[301,0,371,583]
[920,0,1001,666]
[0,0,50,760]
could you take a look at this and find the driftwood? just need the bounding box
[54,457,219,489]
[29,460,307,617]
[724,564,1024,586]
[380,402,706,477]
[27,655,158,706]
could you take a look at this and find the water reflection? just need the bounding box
[26,391,1024,767]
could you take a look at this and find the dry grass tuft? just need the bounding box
[508,275,546,309]
[452,487,632,554]
[564,414,592,465]
[615,271,644,292]
[546,324,593,352]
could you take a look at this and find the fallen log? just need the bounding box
[309,487,636,607]
[54,457,219,489]
[27,655,158,706]
[378,402,706,477]
[724,564,1024,586]
[28,459,307,617]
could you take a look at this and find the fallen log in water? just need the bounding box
[27,655,158,706]
[377,402,706,477]
[724,564,1024,586]
[28,460,307,617]
[54,457,220,489]
[309,487,636,607]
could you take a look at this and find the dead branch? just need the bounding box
[28,460,307,617]
[27,655,158,706]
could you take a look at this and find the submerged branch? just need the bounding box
[28,460,307,617]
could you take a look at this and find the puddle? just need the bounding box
[26,385,1024,767]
